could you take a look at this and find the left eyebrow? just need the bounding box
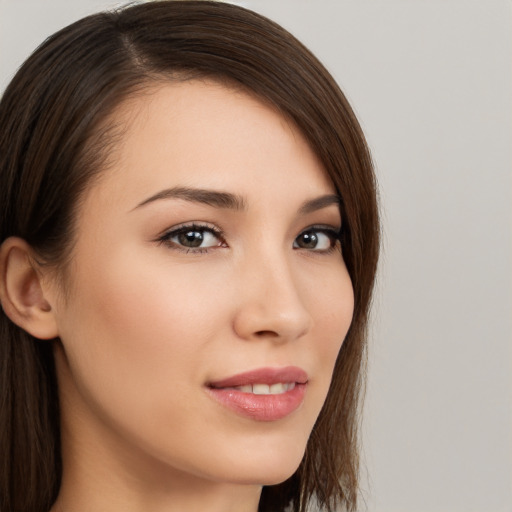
[298,194,342,215]
[132,186,246,211]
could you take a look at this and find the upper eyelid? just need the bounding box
[300,223,342,235]
[159,222,340,235]
[300,226,343,241]
[157,222,223,238]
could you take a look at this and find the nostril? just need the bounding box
[254,330,279,338]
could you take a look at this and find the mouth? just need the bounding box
[220,382,297,394]
[207,365,308,389]
[206,366,308,421]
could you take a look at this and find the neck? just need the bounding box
[51,481,262,512]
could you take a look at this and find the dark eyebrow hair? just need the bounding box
[133,186,340,216]
[298,194,342,215]
[132,186,246,211]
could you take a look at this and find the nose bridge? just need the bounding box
[233,243,312,341]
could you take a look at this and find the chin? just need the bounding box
[219,440,307,487]
[225,463,302,487]
[191,410,316,487]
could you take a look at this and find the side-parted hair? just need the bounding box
[0,2,379,511]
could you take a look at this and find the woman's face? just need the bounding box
[51,80,354,490]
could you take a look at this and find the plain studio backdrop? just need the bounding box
[1,1,511,511]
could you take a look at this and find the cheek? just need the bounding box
[305,266,354,391]
[71,253,223,357]
[306,258,354,330]
[56,250,229,422]
[302,262,353,401]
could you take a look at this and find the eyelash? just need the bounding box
[156,223,226,254]
[156,223,343,254]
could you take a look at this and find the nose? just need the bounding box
[232,253,313,343]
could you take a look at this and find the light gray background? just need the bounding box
[1,1,511,511]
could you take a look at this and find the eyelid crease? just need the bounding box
[155,221,223,239]
[299,223,342,236]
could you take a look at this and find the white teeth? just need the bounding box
[252,384,270,395]
[232,383,296,395]
[269,383,286,394]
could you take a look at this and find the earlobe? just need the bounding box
[0,237,59,340]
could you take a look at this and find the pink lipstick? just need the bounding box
[206,366,308,421]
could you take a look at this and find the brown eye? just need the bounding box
[293,229,339,251]
[159,224,224,251]
[295,231,319,249]
[177,230,205,248]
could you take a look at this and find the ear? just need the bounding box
[0,237,59,340]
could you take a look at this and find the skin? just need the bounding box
[23,80,354,512]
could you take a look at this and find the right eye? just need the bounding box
[158,224,226,253]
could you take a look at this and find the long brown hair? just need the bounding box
[0,2,379,511]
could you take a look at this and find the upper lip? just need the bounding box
[208,366,308,389]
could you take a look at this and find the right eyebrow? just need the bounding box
[131,186,247,211]
[297,194,342,215]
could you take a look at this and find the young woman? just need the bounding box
[0,2,379,511]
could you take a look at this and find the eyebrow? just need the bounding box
[132,186,341,215]
[298,194,342,215]
[133,186,246,211]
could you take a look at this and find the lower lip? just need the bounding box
[206,384,307,422]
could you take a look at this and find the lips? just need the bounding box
[206,366,308,421]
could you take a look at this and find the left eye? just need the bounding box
[161,226,223,250]
[293,229,339,251]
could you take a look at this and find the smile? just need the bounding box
[206,366,308,421]
[223,382,296,395]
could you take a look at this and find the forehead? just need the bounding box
[81,79,334,210]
